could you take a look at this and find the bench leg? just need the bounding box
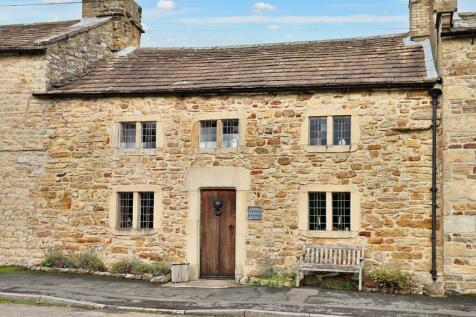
[358,268,362,291]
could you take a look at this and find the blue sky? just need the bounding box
[1,0,476,47]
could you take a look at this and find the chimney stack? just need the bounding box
[409,0,434,40]
[82,0,143,51]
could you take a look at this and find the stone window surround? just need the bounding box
[298,184,361,239]
[109,185,163,236]
[192,111,246,153]
[111,115,164,151]
[300,109,360,153]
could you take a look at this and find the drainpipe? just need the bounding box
[429,87,442,281]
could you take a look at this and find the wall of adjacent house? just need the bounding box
[0,54,49,266]
[46,19,140,89]
[26,89,443,292]
[441,35,476,294]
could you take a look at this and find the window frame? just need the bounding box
[113,116,163,150]
[110,185,162,236]
[301,109,359,153]
[299,185,360,238]
[193,111,246,152]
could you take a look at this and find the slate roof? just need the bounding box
[450,12,476,33]
[46,33,436,95]
[0,18,110,52]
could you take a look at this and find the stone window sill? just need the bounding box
[304,145,358,153]
[114,148,162,155]
[111,228,158,236]
[300,230,358,239]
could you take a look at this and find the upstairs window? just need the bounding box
[120,123,136,149]
[199,119,240,150]
[142,122,157,149]
[333,116,351,146]
[200,121,217,149]
[222,119,239,148]
[309,117,327,146]
[118,121,158,149]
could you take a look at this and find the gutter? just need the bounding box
[34,81,437,99]
[429,87,442,282]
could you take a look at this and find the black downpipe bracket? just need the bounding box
[429,88,442,282]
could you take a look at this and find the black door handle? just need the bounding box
[229,224,235,231]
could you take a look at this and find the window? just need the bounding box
[116,191,156,230]
[200,121,217,149]
[333,116,351,146]
[309,117,327,146]
[142,122,157,149]
[301,112,358,152]
[118,192,133,229]
[118,121,158,149]
[332,192,351,231]
[120,123,136,149]
[307,192,352,232]
[199,119,240,150]
[222,119,239,148]
[140,192,154,229]
[309,192,326,230]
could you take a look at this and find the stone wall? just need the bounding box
[0,54,49,266]
[24,90,442,290]
[46,19,140,89]
[441,36,476,294]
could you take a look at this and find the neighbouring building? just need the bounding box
[0,0,474,295]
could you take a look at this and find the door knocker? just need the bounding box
[213,200,223,215]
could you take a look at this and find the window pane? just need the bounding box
[120,122,136,149]
[200,121,217,149]
[118,192,133,229]
[309,117,327,146]
[333,116,351,145]
[142,122,157,149]
[309,192,326,231]
[140,192,154,229]
[332,192,351,231]
[222,119,239,148]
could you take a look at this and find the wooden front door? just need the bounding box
[200,189,236,278]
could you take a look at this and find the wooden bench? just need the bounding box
[296,244,365,291]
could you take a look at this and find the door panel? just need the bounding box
[200,189,236,278]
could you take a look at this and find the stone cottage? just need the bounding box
[0,0,474,295]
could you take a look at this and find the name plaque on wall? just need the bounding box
[248,206,262,220]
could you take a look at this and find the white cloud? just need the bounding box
[41,0,72,3]
[253,2,276,14]
[177,15,407,25]
[267,24,280,31]
[157,0,177,11]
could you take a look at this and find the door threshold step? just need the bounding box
[162,279,240,288]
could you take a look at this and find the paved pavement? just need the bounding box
[0,304,196,317]
[0,271,475,317]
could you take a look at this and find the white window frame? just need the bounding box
[298,184,361,238]
[301,109,360,153]
[110,185,162,236]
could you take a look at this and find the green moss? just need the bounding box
[0,266,27,273]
